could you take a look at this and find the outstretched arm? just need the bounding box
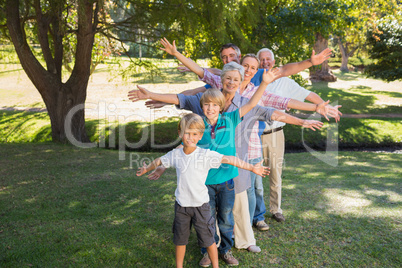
[128,85,179,105]
[221,156,270,177]
[271,110,324,131]
[277,48,332,78]
[136,157,162,177]
[160,38,205,78]
[239,68,280,117]
[305,92,342,122]
[181,86,208,95]
[178,64,222,76]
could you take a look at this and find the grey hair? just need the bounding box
[220,43,241,58]
[221,62,245,82]
[256,48,275,60]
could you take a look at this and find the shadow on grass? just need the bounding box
[331,71,362,81]
[306,85,402,115]
[259,151,402,266]
[0,110,51,142]
[284,117,401,150]
[0,145,400,266]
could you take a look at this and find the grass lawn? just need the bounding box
[0,143,401,267]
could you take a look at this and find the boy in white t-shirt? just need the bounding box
[137,113,269,268]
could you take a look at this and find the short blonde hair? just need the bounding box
[199,89,226,113]
[241,53,260,66]
[178,113,205,137]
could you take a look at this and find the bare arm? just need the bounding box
[136,157,162,177]
[128,85,179,105]
[305,92,342,122]
[277,48,332,78]
[305,92,324,104]
[177,64,222,77]
[146,145,184,180]
[160,38,204,78]
[239,68,280,117]
[143,86,207,109]
[271,110,324,131]
[221,156,270,177]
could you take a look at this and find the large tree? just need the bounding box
[335,0,400,72]
[3,0,267,143]
[252,0,346,82]
[5,0,99,143]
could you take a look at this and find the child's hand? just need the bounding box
[136,162,148,177]
[252,160,270,177]
[147,165,166,180]
[262,67,280,84]
[128,85,152,102]
[160,37,178,56]
[302,120,324,131]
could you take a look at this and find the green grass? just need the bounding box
[1,110,400,150]
[0,143,401,267]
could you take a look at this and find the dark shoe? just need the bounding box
[272,213,285,222]
[199,253,211,267]
[220,250,239,266]
[254,220,269,231]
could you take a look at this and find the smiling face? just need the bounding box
[221,70,241,94]
[259,51,275,69]
[202,102,221,123]
[221,48,241,65]
[180,128,203,148]
[241,57,259,82]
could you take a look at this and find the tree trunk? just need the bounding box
[310,33,337,83]
[339,39,350,72]
[6,0,96,144]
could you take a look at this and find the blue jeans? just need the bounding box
[247,157,266,225]
[201,181,235,255]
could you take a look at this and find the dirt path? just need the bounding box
[1,64,401,122]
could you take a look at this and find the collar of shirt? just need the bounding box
[203,114,223,139]
[219,89,241,112]
[238,82,256,97]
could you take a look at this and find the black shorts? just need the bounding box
[172,201,215,248]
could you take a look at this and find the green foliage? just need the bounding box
[290,74,308,87]
[250,0,354,65]
[365,15,402,82]
[2,109,400,150]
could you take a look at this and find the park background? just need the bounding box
[1,0,401,267]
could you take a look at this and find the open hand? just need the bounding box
[262,67,281,84]
[311,48,332,66]
[136,162,148,177]
[128,85,152,102]
[147,165,166,180]
[316,101,343,122]
[160,37,177,56]
[302,120,324,131]
[252,160,270,177]
[145,100,169,109]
